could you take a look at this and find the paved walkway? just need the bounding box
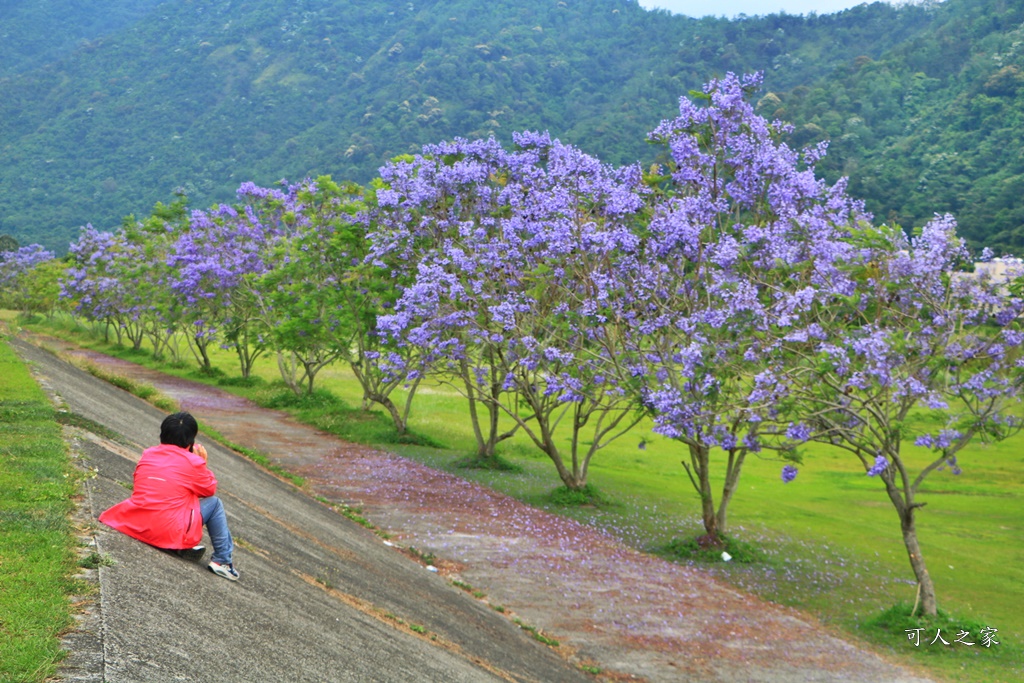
[19,333,933,682]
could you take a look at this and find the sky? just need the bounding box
[638,0,883,19]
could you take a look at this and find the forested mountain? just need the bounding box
[774,0,1024,251]
[2,0,1021,253]
[0,0,168,76]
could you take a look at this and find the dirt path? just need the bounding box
[34,333,932,683]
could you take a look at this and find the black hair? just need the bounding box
[160,412,199,449]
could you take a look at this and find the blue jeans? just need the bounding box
[200,496,234,565]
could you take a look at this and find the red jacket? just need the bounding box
[99,443,217,549]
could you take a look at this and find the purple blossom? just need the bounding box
[937,430,963,449]
[866,455,888,477]
[0,244,54,288]
[785,423,811,442]
[781,465,798,483]
[915,430,964,451]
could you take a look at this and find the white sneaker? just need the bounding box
[208,561,239,581]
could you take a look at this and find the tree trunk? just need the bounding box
[481,397,501,457]
[349,359,375,411]
[700,495,719,542]
[460,358,502,460]
[233,334,258,379]
[685,443,720,543]
[122,320,145,351]
[714,448,747,536]
[373,393,406,435]
[276,351,302,395]
[166,333,184,364]
[232,327,263,379]
[714,495,730,537]
[880,467,938,617]
[900,506,938,616]
[464,376,488,456]
[198,341,212,370]
[304,362,318,395]
[538,417,586,490]
[550,456,586,490]
[236,344,250,379]
[186,333,212,371]
[399,375,422,434]
[145,325,172,361]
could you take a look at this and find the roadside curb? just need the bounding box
[57,436,106,683]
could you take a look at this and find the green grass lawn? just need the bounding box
[23,313,1024,682]
[0,333,81,683]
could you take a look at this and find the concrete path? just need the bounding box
[13,334,934,682]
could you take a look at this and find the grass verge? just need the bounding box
[65,357,178,413]
[0,337,82,682]
[249,384,439,448]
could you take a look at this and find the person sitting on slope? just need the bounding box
[99,411,239,581]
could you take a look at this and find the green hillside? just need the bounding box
[2,0,1020,253]
[0,0,167,76]
[777,0,1024,252]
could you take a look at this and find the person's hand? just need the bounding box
[193,443,208,462]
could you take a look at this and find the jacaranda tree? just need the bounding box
[370,139,518,459]
[372,133,648,485]
[602,72,867,543]
[64,201,191,356]
[170,198,271,376]
[239,177,415,409]
[784,216,1024,616]
[63,226,143,347]
[321,178,426,435]
[121,199,191,363]
[0,244,61,315]
[233,180,347,395]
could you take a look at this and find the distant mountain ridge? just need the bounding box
[3,0,1021,253]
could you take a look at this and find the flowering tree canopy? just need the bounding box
[0,244,62,315]
[228,179,349,395]
[0,244,54,287]
[170,196,272,375]
[121,200,192,362]
[233,176,414,406]
[47,71,1024,618]
[63,198,193,356]
[63,226,143,347]
[602,72,867,541]
[369,138,517,458]
[371,133,647,483]
[784,215,1024,616]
